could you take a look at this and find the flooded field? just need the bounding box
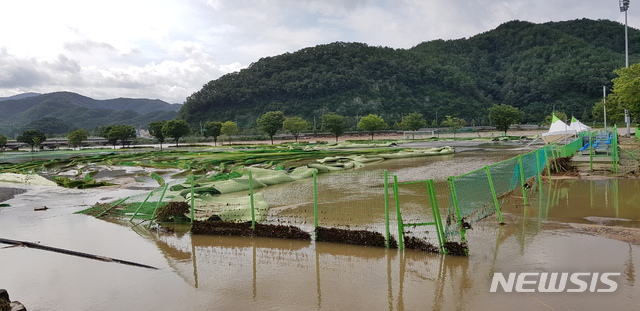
[1,144,638,310]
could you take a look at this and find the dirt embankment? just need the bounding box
[570,223,640,245]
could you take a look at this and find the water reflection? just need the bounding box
[121,178,640,310]
[2,175,639,310]
[529,178,640,226]
[143,230,477,311]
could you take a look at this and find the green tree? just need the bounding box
[17,129,47,151]
[400,113,427,131]
[221,121,238,145]
[593,98,625,124]
[357,114,387,140]
[322,113,349,142]
[99,125,117,147]
[257,111,286,144]
[67,129,88,149]
[282,117,308,142]
[440,116,466,138]
[488,104,524,135]
[148,121,167,150]
[610,63,640,120]
[102,124,136,148]
[0,134,7,150]
[162,120,191,147]
[203,121,223,146]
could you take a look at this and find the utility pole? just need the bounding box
[621,0,630,67]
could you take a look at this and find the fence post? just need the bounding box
[313,171,318,237]
[249,170,255,230]
[447,176,466,244]
[148,183,169,228]
[589,132,594,172]
[613,125,619,173]
[392,175,404,250]
[190,174,195,224]
[426,179,446,253]
[130,190,155,222]
[518,155,528,205]
[484,166,503,224]
[536,149,542,191]
[383,170,390,248]
[546,145,552,181]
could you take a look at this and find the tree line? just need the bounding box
[0,105,529,151]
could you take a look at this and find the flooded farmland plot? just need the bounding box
[0,143,638,310]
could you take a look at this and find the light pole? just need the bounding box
[621,0,630,67]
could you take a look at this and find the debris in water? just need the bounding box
[155,201,190,222]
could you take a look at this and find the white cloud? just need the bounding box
[0,0,636,104]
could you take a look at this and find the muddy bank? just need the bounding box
[570,223,640,245]
[0,187,26,203]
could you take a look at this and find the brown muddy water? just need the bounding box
[1,145,639,311]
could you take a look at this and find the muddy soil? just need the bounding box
[191,220,311,240]
[403,236,439,253]
[570,223,640,245]
[442,241,469,256]
[315,227,397,248]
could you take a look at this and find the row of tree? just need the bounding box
[0,104,526,151]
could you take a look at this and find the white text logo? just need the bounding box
[490,272,620,293]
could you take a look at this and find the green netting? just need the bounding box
[450,168,495,223]
[486,157,519,197]
[315,170,387,233]
[559,136,584,157]
[521,151,540,180]
[394,179,450,252]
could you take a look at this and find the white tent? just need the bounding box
[542,115,577,144]
[569,116,591,133]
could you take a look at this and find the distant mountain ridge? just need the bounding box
[0,91,181,136]
[0,92,41,101]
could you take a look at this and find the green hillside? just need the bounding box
[179,19,637,129]
[0,92,180,136]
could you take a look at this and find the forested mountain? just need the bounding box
[179,19,638,129]
[0,92,180,137]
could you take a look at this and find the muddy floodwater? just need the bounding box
[1,145,639,310]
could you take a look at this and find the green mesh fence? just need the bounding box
[393,179,448,252]
[91,137,594,255]
[391,140,583,255]
[559,136,585,157]
[314,170,387,232]
[106,179,185,221]
[449,168,495,223]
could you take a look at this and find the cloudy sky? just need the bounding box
[0,0,636,104]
